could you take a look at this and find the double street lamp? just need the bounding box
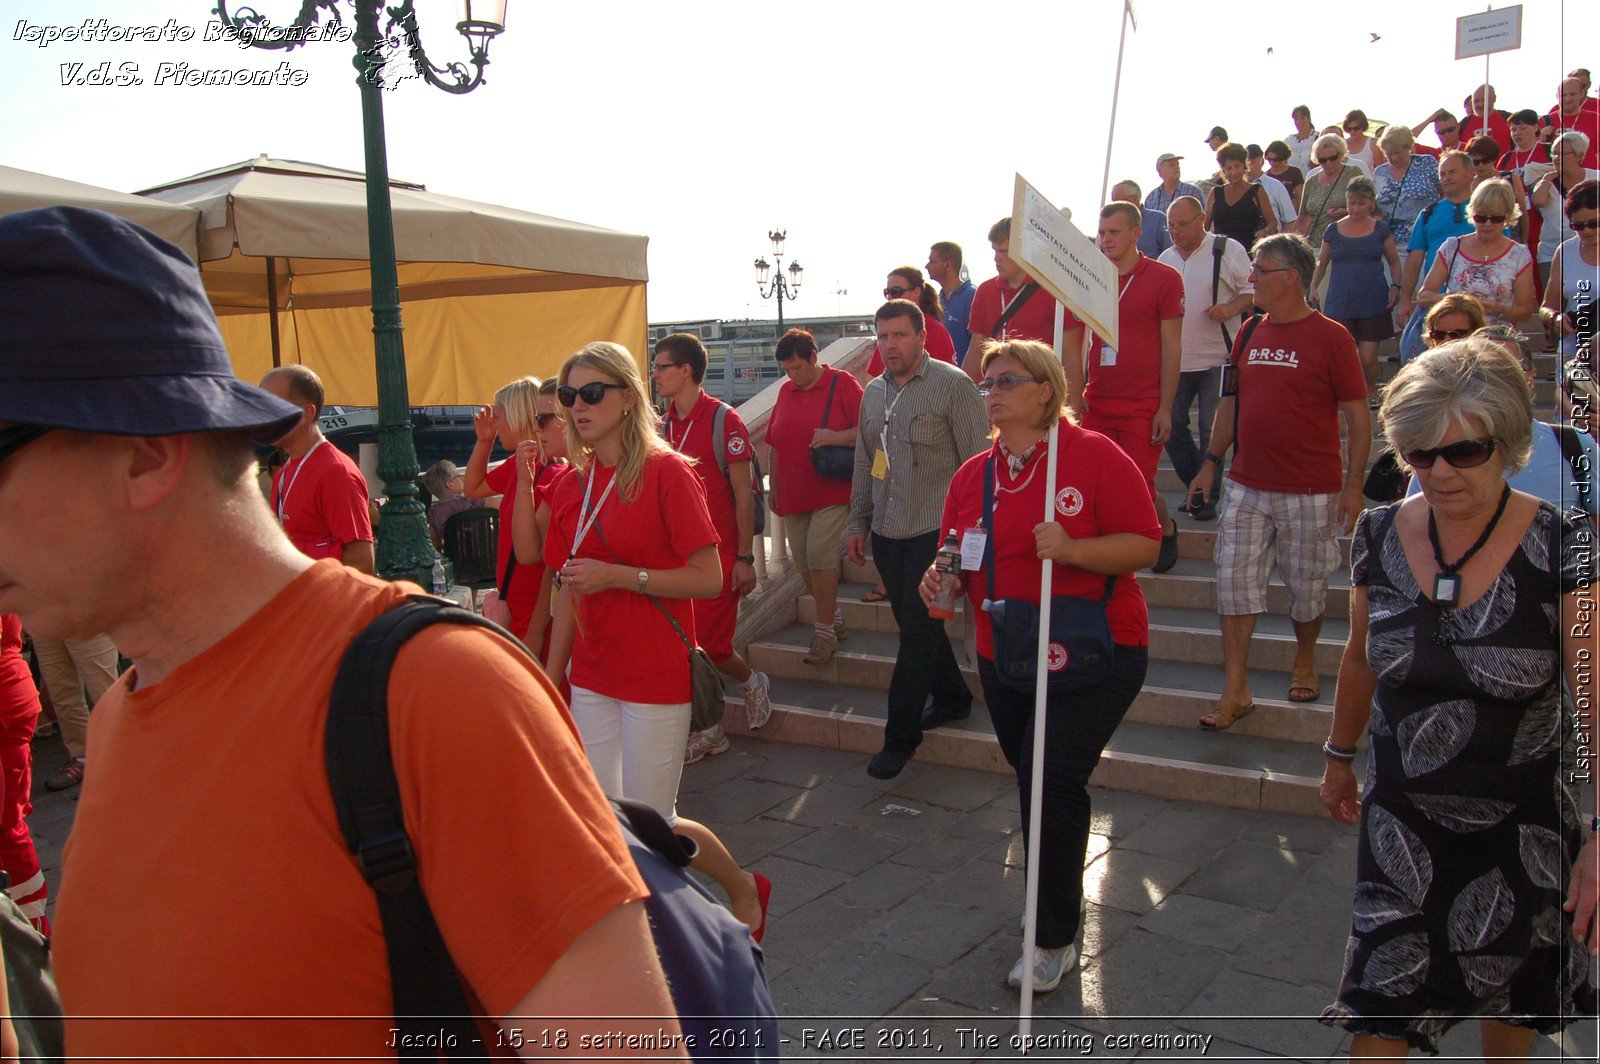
[754,228,802,335]
[211,0,508,583]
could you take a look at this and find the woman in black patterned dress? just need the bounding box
[1318,338,1598,1057]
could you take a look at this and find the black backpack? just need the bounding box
[327,598,778,1060]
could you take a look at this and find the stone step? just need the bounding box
[742,624,1344,729]
[719,676,1363,817]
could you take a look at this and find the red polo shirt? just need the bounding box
[938,420,1161,656]
[1545,104,1600,168]
[271,440,372,562]
[767,366,862,515]
[1085,255,1186,412]
[661,391,751,561]
[968,277,1069,349]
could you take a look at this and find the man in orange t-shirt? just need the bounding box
[0,206,682,1061]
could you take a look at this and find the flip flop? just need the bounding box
[862,587,889,603]
[1288,664,1321,703]
[1199,701,1255,731]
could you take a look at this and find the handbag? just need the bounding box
[979,458,1117,692]
[589,504,726,731]
[480,555,516,627]
[1363,450,1408,502]
[809,369,855,480]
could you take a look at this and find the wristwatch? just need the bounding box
[736,554,756,564]
[1202,452,1224,465]
[636,568,650,594]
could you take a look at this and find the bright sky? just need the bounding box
[2,0,1594,324]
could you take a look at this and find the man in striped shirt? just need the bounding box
[846,300,989,779]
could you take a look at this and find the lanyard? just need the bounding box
[664,407,696,451]
[276,438,325,522]
[997,284,1028,339]
[568,469,618,563]
[879,377,911,459]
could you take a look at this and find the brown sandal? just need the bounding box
[1199,701,1256,731]
[862,586,889,603]
[1288,664,1320,703]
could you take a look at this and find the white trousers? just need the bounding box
[567,685,691,824]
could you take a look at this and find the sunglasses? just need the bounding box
[976,372,1044,397]
[556,381,627,407]
[1428,327,1475,342]
[0,424,52,471]
[1473,213,1507,224]
[1437,125,1459,136]
[1316,154,1339,165]
[534,412,560,429]
[1402,436,1501,469]
[1572,218,1600,232]
[884,285,917,299]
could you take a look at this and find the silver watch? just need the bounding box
[636,568,650,594]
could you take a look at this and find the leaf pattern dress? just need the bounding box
[1321,502,1597,1053]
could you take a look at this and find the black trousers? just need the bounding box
[981,646,1148,949]
[873,530,972,754]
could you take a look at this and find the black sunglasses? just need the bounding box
[1473,213,1507,225]
[1402,436,1501,469]
[1572,218,1600,231]
[884,284,917,299]
[1316,154,1339,165]
[1428,327,1475,342]
[534,412,560,429]
[0,425,52,471]
[556,381,627,407]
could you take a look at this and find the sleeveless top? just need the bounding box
[1211,181,1266,252]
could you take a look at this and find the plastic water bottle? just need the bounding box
[928,529,962,619]
[430,557,448,596]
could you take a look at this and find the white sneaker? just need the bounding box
[744,670,773,730]
[1006,944,1077,993]
[684,726,730,765]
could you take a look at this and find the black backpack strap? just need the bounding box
[1212,235,1233,350]
[992,281,1041,337]
[327,596,520,1059]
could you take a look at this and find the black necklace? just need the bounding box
[1426,483,1511,607]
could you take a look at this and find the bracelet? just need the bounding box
[1389,283,1401,289]
[736,554,755,564]
[1322,740,1357,763]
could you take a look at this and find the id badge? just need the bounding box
[960,526,988,570]
[1100,343,1117,367]
[871,448,889,480]
[1220,364,1238,397]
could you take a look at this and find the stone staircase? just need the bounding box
[719,344,1564,817]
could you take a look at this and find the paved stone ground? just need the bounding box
[676,736,1597,1062]
[25,732,1598,1061]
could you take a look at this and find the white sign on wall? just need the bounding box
[1009,174,1118,350]
[1455,5,1522,60]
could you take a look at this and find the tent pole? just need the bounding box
[265,256,283,369]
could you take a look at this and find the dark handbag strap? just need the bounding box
[992,282,1041,336]
[327,597,510,1059]
[982,456,1114,604]
[817,368,840,433]
[583,486,696,654]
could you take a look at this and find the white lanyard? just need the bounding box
[568,469,617,561]
[276,438,325,522]
[879,379,910,458]
[997,284,1030,339]
[666,416,695,451]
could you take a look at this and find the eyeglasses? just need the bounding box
[1473,213,1508,224]
[534,412,560,429]
[1572,218,1600,231]
[976,373,1044,397]
[1402,436,1501,469]
[1437,125,1459,137]
[1428,327,1475,342]
[884,285,918,299]
[1316,154,1339,165]
[556,381,627,407]
[1250,263,1297,276]
[1471,157,1496,167]
[0,425,51,472]
[649,360,683,374]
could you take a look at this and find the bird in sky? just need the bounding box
[1370,33,1382,42]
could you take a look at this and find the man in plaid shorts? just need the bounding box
[1186,234,1370,730]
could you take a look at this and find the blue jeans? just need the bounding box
[1166,366,1223,501]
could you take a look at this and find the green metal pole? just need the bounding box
[352,2,445,585]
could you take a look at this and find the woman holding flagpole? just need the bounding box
[920,338,1159,993]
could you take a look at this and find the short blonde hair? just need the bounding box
[493,375,542,441]
[1378,125,1414,154]
[1424,293,1487,340]
[1380,337,1534,474]
[1312,133,1347,165]
[978,339,1075,430]
[1468,178,1521,227]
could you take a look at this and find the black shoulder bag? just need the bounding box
[809,369,855,480]
[979,457,1116,692]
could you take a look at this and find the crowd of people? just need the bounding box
[0,70,1597,1061]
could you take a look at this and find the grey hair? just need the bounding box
[1312,133,1347,165]
[1475,323,1532,371]
[1380,337,1534,474]
[421,459,461,499]
[1555,130,1592,159]
[1252,233,1317,294]
[1378,125,1415,154]
[1468,178,1521,227]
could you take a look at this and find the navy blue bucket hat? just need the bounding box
[0,206,301,441]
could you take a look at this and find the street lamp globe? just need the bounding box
[787,260,803,291]
[754,257,771,286]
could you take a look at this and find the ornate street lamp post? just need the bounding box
[754,228,802,336]
[211,0,508,583]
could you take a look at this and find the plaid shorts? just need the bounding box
[1214,483,1342,620]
